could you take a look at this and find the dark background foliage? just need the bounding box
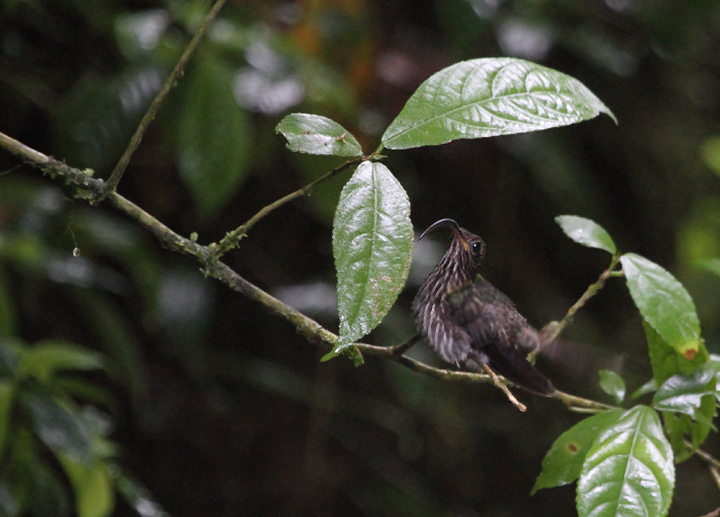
[1,0,720,515]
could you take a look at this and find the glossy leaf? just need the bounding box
[577,405,674,517]
[23,392,93,465]
[381,57,616,150]
[652,360,720,422]
[19,341,104,384]
[662,399,716,463]
[332,161,414,352]
[59,456,114,517]
[652,359,718,460]
[532,409,623,495]
[555,215,617,254]
[598,370,626,404]
[644,322,708,386]
[631,378,657,399]
[179,55,251,218]
[276,113,363,156]
[621,253,702,359]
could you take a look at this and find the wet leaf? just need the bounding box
[631,378,657,399]
[598,370,626,404]
[652,359,719,460]
[662,399,716,463]
[644,322,708,386]
[381,57,615,150]
[556,215,616,254]
[621,253,702,360]
[276,113,363,156]
[577,405,674,517]
[332,162,414,353]
[652,360,720,422]
[532,409,623,495]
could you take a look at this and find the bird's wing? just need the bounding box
[445,281,555,395]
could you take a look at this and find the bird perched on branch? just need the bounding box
[412,219,555,399]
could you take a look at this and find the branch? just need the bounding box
[0,132,647,418]
[529,255,622,362]
[101,0,229,199]
[211,157,361,258]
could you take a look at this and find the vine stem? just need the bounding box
[211,157,362,258]
[528,254,622,362]
[101,0,228,199]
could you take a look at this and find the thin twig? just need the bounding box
[528,255,622,362]
[211,157,362,258]
[694,445,720,470]
[699,506,720,517]
[483,364,526,411]
[101,0,229,199]
[553,390,617,412]
[384,334,421,356]
[709,469,720,493]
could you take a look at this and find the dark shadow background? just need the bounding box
[1,0,720,515]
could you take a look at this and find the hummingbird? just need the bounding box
[412,219,555,396]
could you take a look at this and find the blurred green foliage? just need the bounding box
[1,0,720,516]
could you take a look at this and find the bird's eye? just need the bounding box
[471,242,483,255]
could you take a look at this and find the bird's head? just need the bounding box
[419,218,486,277]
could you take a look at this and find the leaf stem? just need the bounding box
[100,0,228,200]
[211,157,362,258]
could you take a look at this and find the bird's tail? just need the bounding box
[470,346,555,396]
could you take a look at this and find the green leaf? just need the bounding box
[276,113,363,156]
[598,370,626,404]
[23,391,93,465]
[332,162,414,352]
[652,360,720,422]
[621,253,702,360]
[555,215,617,254]
[0,381,14,459]
[644,322,708,386]
[696,258,720,278]
[58,456,114,517]
[577,405,674,517]
[652,359,719,460]
[381,57,616,150]
[19,342,104,384]
[531,409,623,495]
[700,134,720,177]
[179,55,251,218]
[662,398,716,463]
[631,378,657,399]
